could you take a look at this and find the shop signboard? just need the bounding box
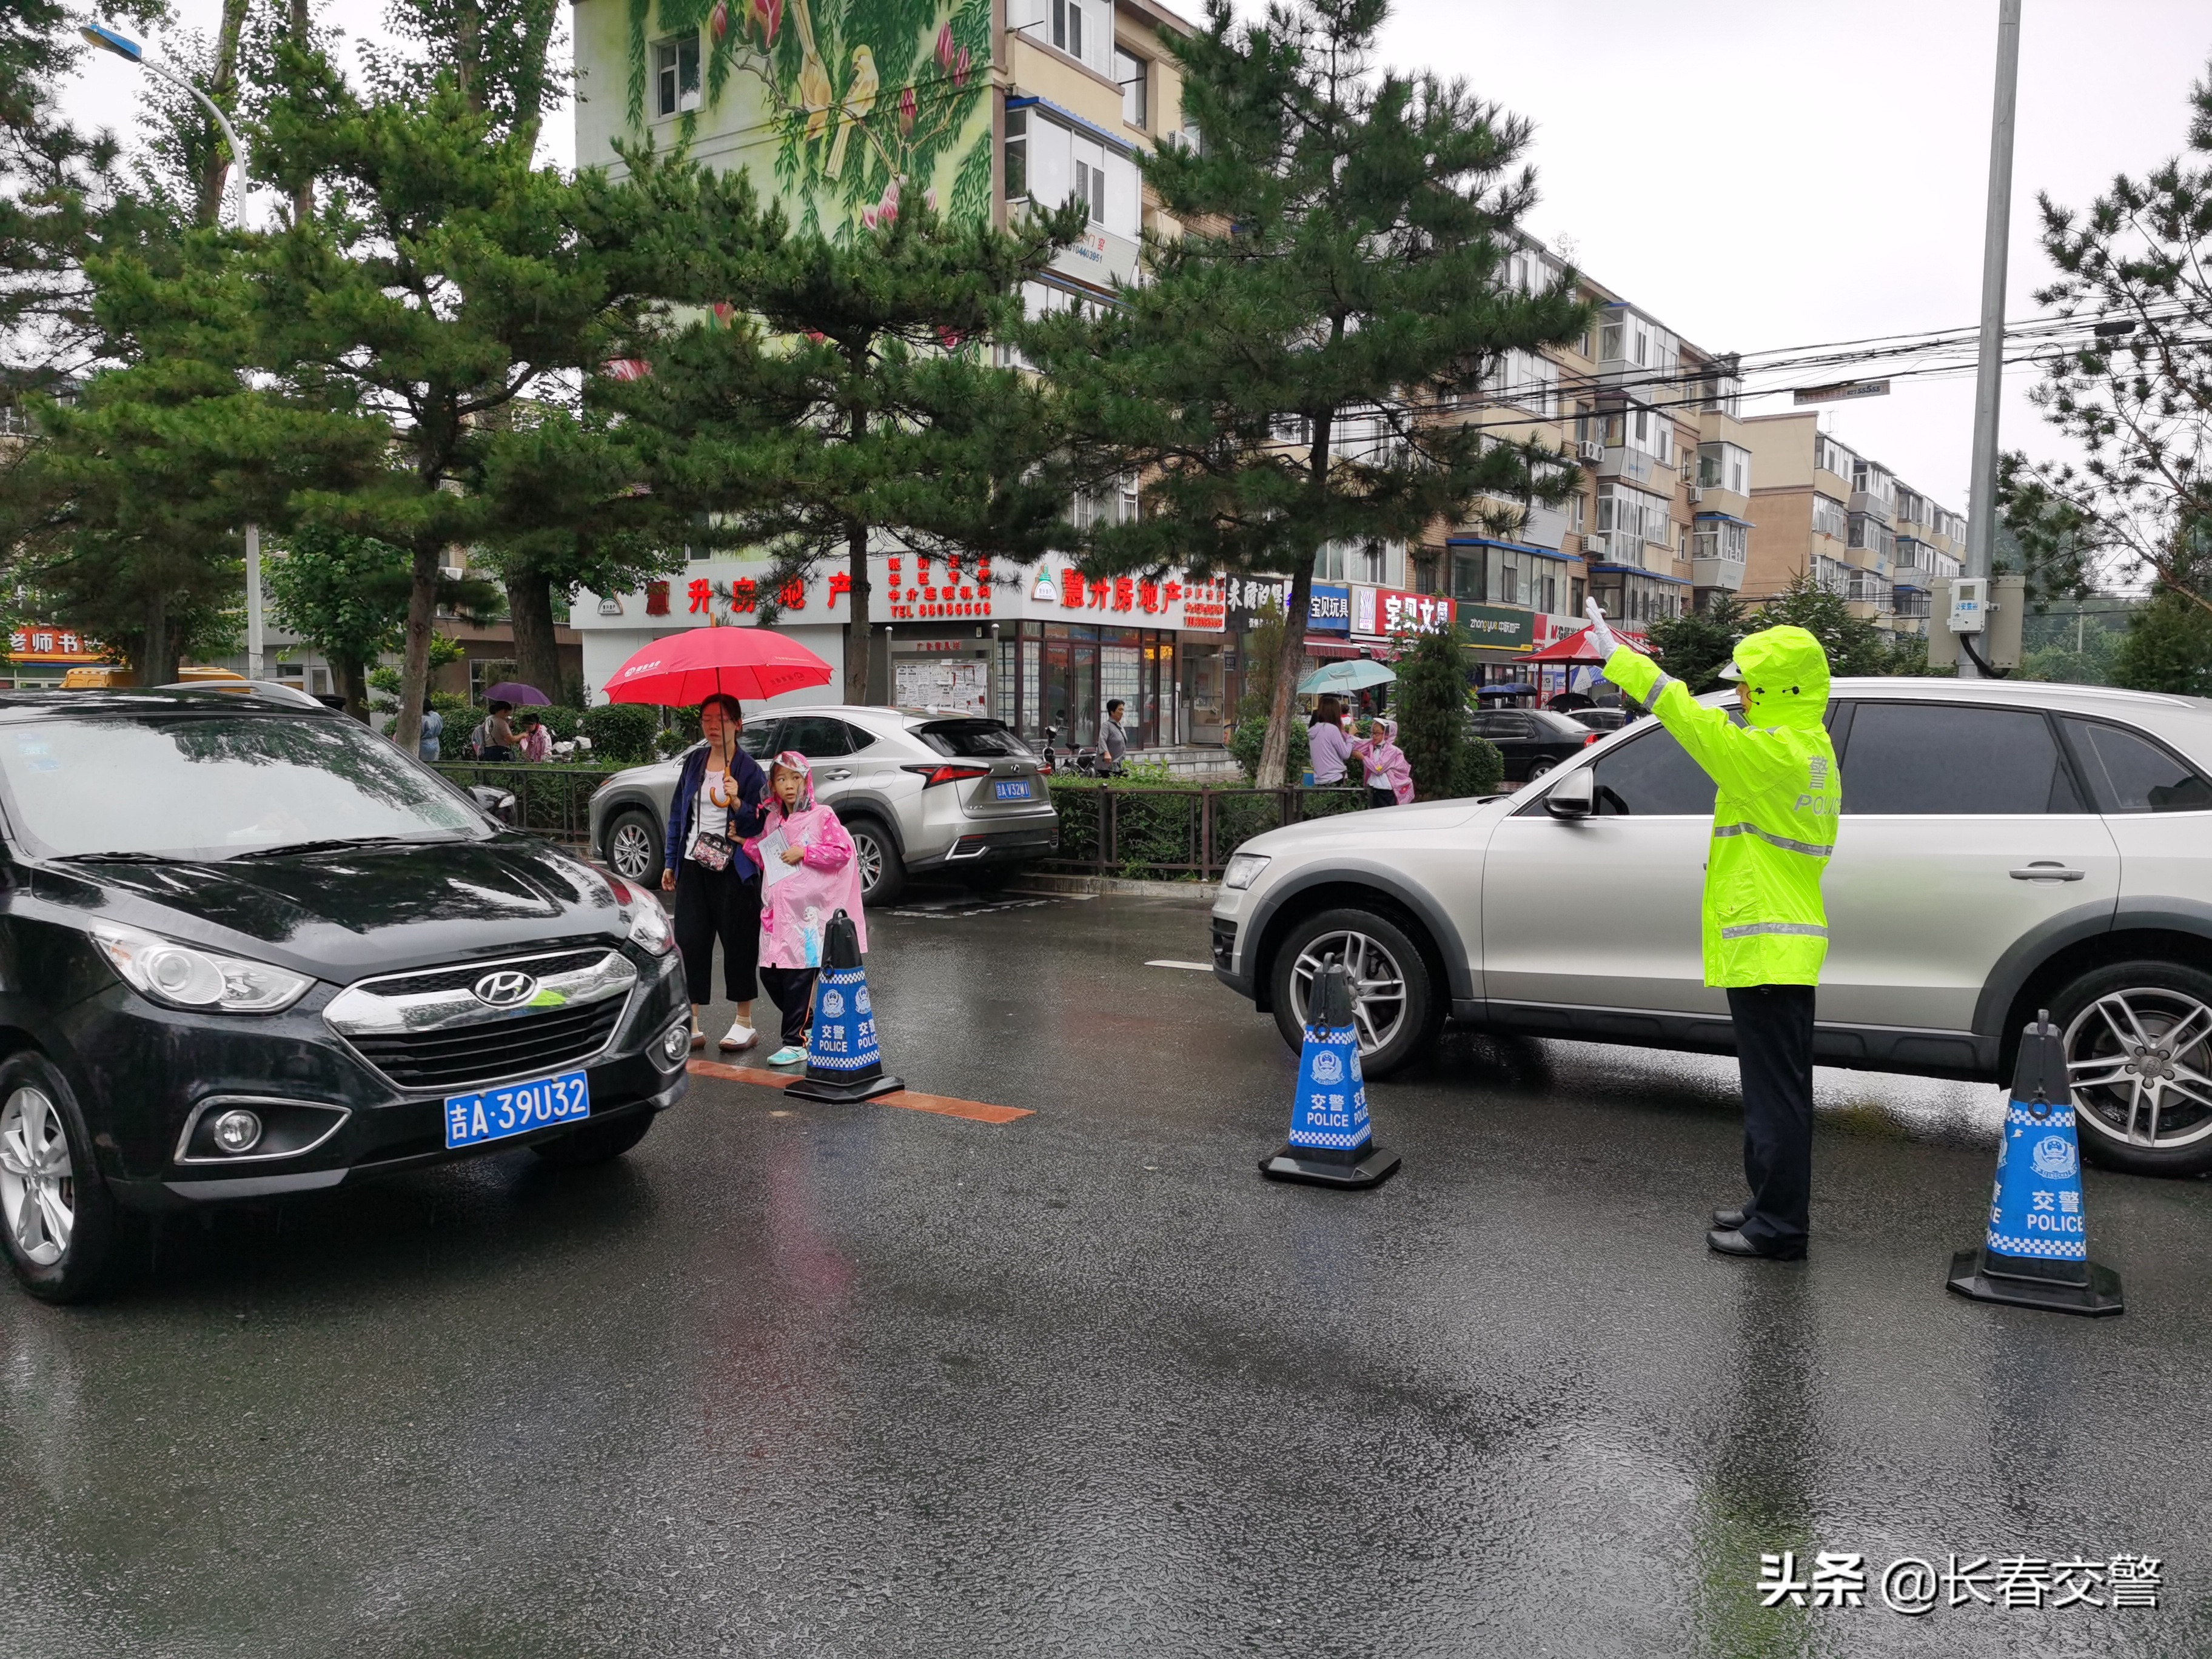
[1305,584,1352,634]
[1459,604,1535,651]
[6,625,105,663]
[1351,586,1454,640]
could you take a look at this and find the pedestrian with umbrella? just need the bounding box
[600,626,836,1054]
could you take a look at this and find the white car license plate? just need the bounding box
[444,1070,590,1149]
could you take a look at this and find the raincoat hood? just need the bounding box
[1729,626,1831,729]
[768,750,817,813]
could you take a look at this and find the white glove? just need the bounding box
[1584,598,1622,659]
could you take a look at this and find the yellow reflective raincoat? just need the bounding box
[1603,626,1840,988]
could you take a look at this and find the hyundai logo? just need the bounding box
[472,970,540,1008]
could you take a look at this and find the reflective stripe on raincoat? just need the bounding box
[743,751,868,970]
[1602,626,1840,988]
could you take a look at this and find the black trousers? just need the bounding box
[759,967,819,1047]
[1728,984,1816,1258]
[672,860,760,1005]
[1368,786,1398,809]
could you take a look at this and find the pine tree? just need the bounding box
[606,194,1082,704]
[1020,0,1590,785]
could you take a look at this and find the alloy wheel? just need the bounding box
[0,1086,75,1268]
[608,821,655,882]
[1288,929,1407,1057]
[853,831,885,896]
[2063,988,2212,1151]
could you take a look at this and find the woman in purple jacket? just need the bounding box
[660,694,769,1051]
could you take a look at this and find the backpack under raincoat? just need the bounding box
[1603,626,1840,988]
[743,751,868,970]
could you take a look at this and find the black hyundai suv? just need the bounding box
[0,690,692,1302]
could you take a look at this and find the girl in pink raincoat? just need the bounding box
[743,751,869,1065]
[1352,716,1415,808]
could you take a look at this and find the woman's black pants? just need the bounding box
[672,860,760,1005]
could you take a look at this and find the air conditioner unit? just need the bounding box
[1686,486,1703,504]
[1575,440,1604,464]
[1581,534,1606,557]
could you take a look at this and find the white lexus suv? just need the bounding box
[1210,677,2212,1178]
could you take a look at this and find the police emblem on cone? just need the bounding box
[1259,957,1401,1188]
[783,910,905,1104]
[1946,1009,2123,1316]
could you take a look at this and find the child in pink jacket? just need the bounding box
[743,751,868,1065]
[1352,715,1415,807]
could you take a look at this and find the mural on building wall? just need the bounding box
[625,0,994,240]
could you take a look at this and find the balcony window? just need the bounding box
[652,33,701,118]
[1483,348,1558,418]
[1848,514,1895,561]
[1693,519,1749,562]
[1116,49,1148,128]
[1005,106,1139,236]
[1814,434,1857,482]
[1812,494,1848,541]
[1697,441,1751,495]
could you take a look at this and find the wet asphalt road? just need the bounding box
[3,888,2210,1657]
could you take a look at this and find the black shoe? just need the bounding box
[1707,1227,1806,1261]
[1713,1206,1748,1230]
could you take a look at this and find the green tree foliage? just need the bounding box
[1230,710,1306,783]
[1646,595,1748,695]
[2112,591,2212,695]
[1393,622,1469,800]
[1999,58,2212,617]
[0,0,168,394]
[580,700,660,763]
[1020,0,1591,786]
[605,190,1081,704]
[1652,581,1939,689]
[265,523,500,717]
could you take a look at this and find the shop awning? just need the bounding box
[1304,639,1379,660]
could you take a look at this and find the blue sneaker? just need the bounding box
[766,1044,808,1067]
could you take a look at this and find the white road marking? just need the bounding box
[1146,960,1215,971]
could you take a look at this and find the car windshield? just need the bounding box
[916,720,1033,759]
[0,714,489,862]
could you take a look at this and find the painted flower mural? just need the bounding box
[624,0,994,243]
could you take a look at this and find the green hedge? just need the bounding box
[1044,779,1374,879]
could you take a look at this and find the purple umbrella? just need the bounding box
[482,681,551,706]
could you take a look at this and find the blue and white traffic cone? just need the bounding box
[783,910,904,1105]
[1947,1008,2123,1316]
[1259,957,1401,1189]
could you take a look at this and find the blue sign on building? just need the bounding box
[1305,584,1352,633]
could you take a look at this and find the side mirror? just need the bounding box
[1544,766,1594,820]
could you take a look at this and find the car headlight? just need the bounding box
[1222,853,1272,891]
[90,922,313,1013]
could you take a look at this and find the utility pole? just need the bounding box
[1958,0,2022,680]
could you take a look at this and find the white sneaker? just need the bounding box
[718,1022,757,1053]
[766,1044,808,1067]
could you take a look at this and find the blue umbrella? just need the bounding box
[1297,659,1396,695]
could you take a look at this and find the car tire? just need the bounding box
[531,1109,655,1167]
[1527,757,1558,780]
[1267,905,1441,1080]
[848,818,905,907]
[2048,960,2212,1178]
[0,1052,135,1304]
[605,809,664,887]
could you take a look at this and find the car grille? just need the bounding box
[347,997,626,1091]
[368,949,608,1000]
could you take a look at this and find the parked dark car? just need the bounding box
[1467,706,1599,782]
[0,689,691,1302]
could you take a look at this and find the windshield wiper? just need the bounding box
[226,835,440,861]
[53,851,182,865]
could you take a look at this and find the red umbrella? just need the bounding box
[601,625,834,706]
[1526,624,1648,663]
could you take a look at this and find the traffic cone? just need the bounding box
[1946,1008,2123,1316]
[783,910,905,1104]
[1259,956,1401,1188]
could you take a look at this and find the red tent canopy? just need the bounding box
[1526,624,1649,663]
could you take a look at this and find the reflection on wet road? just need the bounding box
[0,891,2204,1655]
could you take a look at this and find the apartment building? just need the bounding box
[1739,409,1964,636]
[569,0,1243,747]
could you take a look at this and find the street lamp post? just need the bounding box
[81,23,265,683]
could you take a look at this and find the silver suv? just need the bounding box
[1212,678,2212,1178]
[589,706,1057,906]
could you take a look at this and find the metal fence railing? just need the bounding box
[435,762,609,845]
[1043,781,1375,882]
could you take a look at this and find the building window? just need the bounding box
[1116,49,1148,128]
[1073,156,1105,223]
[1359,540,1388,584]
[1314,541,1346,581]
[1697,441,1751,496]
[1004,106,1138,236]
[1005,107,1027,199]
[1570,577,1586,615]
[652,33,701,118]
[1812,494,1848,541]
[1692,519,1749,562]
[1483,348,1558,418]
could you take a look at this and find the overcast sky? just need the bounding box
[67,1,2212,515]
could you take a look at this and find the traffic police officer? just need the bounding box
[1585,602,1840,1260]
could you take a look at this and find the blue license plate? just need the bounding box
[994,779,1033,800]
[444,1070,590,1149]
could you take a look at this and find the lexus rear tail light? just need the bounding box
[902,763,994,788]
